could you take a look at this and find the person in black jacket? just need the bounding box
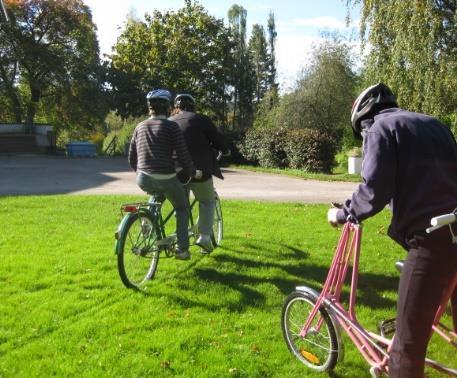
[129,89,194,260]
[327,83,457,378]
[169,94,230,253]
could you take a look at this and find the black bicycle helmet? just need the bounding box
[174,93,196,109]
[351,83,397,138]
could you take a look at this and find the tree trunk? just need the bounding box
[232,89,238,130]
[25,86,41,134]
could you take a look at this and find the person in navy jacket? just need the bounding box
[328,83,457,378]
[169,94,230,253]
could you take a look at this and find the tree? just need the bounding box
[255,34,357,149]
[0,0,107,133]
[227,4,254,129]
[248,24,269,106]
[266,12,278,96]
[109,0,234,127]
[347,0,457,130]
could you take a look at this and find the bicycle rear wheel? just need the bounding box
[211,192,223,246]
[281,291,339,372]
[116,212,160,289]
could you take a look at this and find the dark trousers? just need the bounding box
[388,227,457,378]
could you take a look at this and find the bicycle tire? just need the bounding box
[116,211,160,289]
[211,192,223,246]
[281,291,339,372]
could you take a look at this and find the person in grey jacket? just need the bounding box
[327,83,457,378]
[129,89,194,260]
[169,94,230,253]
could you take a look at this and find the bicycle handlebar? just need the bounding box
[426,210,456,234]
[215,149,231,161]
[430,213,456,227]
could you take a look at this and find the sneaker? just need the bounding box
[196,235,213,254]
[175,249,190,260]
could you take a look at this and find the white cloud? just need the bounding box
[276,35,323,91]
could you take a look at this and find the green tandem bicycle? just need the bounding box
[114,188,223,289]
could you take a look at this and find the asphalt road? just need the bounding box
[0,155,358,203]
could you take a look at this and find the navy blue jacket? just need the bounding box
[337,108,457,248]
[169,111,229,181]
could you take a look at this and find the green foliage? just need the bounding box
[350,0,457,125]
[0,0,108,129]
[239,127,337,173]
[228,4,255,130]
[248,24,269,105]
[106,1,278,131]
[267,11,278,91]
[284,129,337,172]
[109,1,234,127]
[239,127,288,168]
[254,33,357,153]
[102,114,144,155]
[346,146,362,157]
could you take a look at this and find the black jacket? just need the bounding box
[169,111,229,181]
[337,108,457,248]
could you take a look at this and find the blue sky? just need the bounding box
[84,0,360,89]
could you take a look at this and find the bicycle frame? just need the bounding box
[297,222,457,376]
[138,191,199,251]
[153,193,198,239]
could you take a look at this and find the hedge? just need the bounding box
[238,127,337,173]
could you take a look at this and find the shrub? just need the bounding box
[239,128,288,168]
[238,127,337,173]
[89,132,105,154]
[284,129,337,173]
[102,118,141,155]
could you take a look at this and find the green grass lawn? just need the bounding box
[229,164,362,183]
[0,196,454,377]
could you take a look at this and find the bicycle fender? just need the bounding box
[295,286,345,363]
[295,286,320,299]
[114,210,151,255]
[114,213,133,255]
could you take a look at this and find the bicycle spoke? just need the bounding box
[281,292,339,371]
[117,213,159,289]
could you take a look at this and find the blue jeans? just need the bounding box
[189,177,215,236]
[136,172,190,251]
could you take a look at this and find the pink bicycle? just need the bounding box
[281,210,457,377]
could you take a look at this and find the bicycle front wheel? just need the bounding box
[116,212,159,289]
[281,291,339,372]
[211,192,223,247]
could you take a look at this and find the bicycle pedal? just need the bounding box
[378,318,396,338]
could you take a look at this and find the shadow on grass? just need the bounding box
[138,237,398,313]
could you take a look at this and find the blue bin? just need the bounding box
[66,142,97,157]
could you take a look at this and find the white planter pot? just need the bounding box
[348,156,362,175]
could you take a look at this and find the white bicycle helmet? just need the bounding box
[146,89,172,104]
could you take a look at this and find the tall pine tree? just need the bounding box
[228,4,254,129]
[248,24,269,105]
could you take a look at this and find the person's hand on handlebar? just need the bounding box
[176,167,202,184]
[327,202,346,227]
[194,169,203,180]
[327,208,340,227]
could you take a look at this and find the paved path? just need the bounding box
[0,155,358,203]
